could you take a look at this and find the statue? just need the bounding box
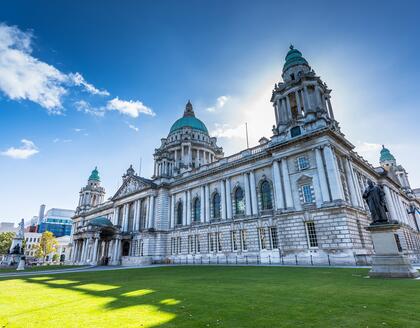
[17,219,24,238]
[362,180,389,224]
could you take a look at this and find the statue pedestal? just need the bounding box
[366,224,418,278]
[16,258,25,271]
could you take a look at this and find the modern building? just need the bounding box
[38,208,74,237]
[71,46,420,267]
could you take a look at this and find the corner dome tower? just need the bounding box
[380,145,396,169]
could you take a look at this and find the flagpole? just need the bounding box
[245,122,249,149]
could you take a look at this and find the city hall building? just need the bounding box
[70,47,420,266]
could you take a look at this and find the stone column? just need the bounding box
[303,85,310,110]
[348,160,364,207]
[92,238,99,265]
[144,197,149,228]
[170,194,175,228]
[200,186,205,222]
[112,239,120,265]
[295,90,303,117]
[281,158,294,209]
[315,147,330,203]
[249,171,258,215]
[82,239,88,263]
[122,204,128,232]
[285,95,291,121]
[226,178,232,219]
[220,180,226,220]
[323,145,345,201]
[183,191,188,225]
[113,207,119,225]
[205,185,210,222]
[274,100,279,125]
[244,173,252,216]
[148,196,155,228]
[344,157,359,207]
[186,190,191,224]
[272,160,284,210]
[133,200,139,231]
[326,95,335,120]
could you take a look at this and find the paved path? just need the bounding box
[0,263,418,279]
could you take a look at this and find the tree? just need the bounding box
[0,232,15,254]
[52,253,60,262]
[34,231,58,262]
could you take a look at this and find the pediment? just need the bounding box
[297,174,313,185]
[112,176,154,200]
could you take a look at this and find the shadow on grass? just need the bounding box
[18,268,190,327]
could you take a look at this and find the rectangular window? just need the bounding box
[240,229,247,251]
[297,156,310,170]
[259,228,267,250]
[171,237,175,254]
[217,232,222,252]
[208,233,215,252]
[139,240,144,256]
[188,235,194,253]
[195,235,201,253]
[305,222,318,248]
[177,237,182,254]
[269,227,279,249]
[231,231,239,251]
[302,185,313,203]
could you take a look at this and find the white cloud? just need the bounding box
[68,72,109,96]
[106,97,155,118]
[1,139,39,159]
[206,95,230,112]
[355,142,382,153]
[127,123,139,132]
[73,128,83,132]
[0,23,108,113]
[210,123,245,139]
[74,100,105,117]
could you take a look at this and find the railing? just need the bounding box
[166,252,374,267]
[193,143,270,175]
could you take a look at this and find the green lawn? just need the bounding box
[0,266,419,328]
[0,265,83,273]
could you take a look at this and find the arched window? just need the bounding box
[212,193,221,219]
[193,198,200,222]
[234,187,245,215]
[260,180,273,210]
[176,202,183,225]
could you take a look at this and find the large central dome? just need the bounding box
[169,101,209,134]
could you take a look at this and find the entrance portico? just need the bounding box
[72,217,121,266]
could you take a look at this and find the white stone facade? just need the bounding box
[71,46,420,267]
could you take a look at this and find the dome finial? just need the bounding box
[289,44,294,50]
[184,100,195,117]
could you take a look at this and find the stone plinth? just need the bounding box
[366,224,419,278]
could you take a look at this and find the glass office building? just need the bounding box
[38,208,74,237]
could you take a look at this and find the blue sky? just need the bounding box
[1,0,420,222]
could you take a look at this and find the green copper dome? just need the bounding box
[380,145,395,162]
[169,101,209,134]
[170,116,209,134]
[89,167,100,181]
[283,45,309,72]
